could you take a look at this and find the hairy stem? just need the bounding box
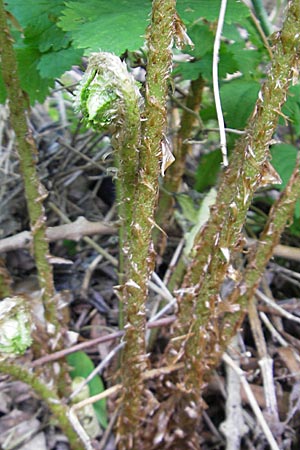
[0,360,84,450]
[168,0,300,390]
[74,52,142,331]
[219,158,300,352]
[0,1,60,335]
[116,1,176,447]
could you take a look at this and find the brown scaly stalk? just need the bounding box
[0,0,59,333]
[167,0,300,390]
[186,158,300,394]
[218,157,300,354]
[116,1,176,447]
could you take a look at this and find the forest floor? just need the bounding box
[1,84,300,450]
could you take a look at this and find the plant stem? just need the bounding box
[168,0,300,390]
[0,360,84,450]
[74,53,142,329]
[251,0,273,36]
[116,0,176,447]
[0,0,59,332]
[219,159,300,351]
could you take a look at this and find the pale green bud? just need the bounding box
[0,297,32,357]
[74,52,142,131]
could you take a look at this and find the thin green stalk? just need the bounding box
[168,0,300,390]
[0,0,58,331]
[251,0,273,36]
[116,1,176,447]
[0,360,84,450]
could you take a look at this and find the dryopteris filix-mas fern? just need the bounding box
[75,52,142,252]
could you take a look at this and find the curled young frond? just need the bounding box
[75,52,142,132]
[0,296,32,357]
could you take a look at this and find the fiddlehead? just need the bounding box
[75,52,142,256]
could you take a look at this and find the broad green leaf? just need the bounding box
[239,16,267,50]
[37,47,83,78]
[220,79,260,129]
[67,351,108,428]
[15,47,54,103]
[3,0,79,103]
[271,143,300,220]
[271,144,298,190]
[24,22,71,53]
[288,218,300,237]
[187,23,214,59]
[6,0,68,53]
[229,43,263,77]
[59,0,250,55]
[176,194,200,224]
[6,0,65,27]
[59,0,151,55]
[177,0,250,24]
[282,84,300,138]
[176,45,239,81]
[195,149,222,192]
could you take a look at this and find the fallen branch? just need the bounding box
[31,315,176,367]
[0,216,116,253]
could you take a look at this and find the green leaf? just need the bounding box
[6,0,65,27]
[229,43,263,77]
[282,84,300,138]
[24,21,70,53]
[37,47,83,79]
[195,149,222,192]
[59,0,151,55]
[67,351,108,428]
[6,0,68,52]
[288,218,300,237]
[59,0,250,56]
[3,0,80,103]
[186,23,214,59]
[176,45,239,82]
[239,16,267,50]
[176,194,199,224]
[271,144,300,221]
[270,144,298,190]
[177,0,250,24]
[220,79,260,129]
[16,47,54,103]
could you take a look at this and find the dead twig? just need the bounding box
[0,216,116,253]
[31,315,176,367]
[222,353,281,450]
